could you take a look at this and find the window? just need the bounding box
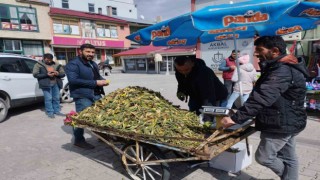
[0,5,38,31]
[53,19,79,35]
[4,40,22,51]
[120,25,124,30]
[98,8,102,14]
[62,0,69,9]
[22,58,37,73]
[112,7,117,16]
[0,57,25,73]
[96,24,118,38]
[110,26,118,38]
[22,41,43,56]
[88,3,95,13]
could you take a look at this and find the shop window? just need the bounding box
[0,4,38,31]
[62,0,69,9]
[110,26,118,38]
[136,59,146,71]
[81,20,96,38]
[22,40,43,56]
[88,3,95,13]
[53,19,79,35]
[125,59,136,71]
[95,49,102,61]
[96,24,118,38]
[4,40,22,52]
[112,7,117,16]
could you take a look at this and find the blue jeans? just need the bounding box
[73,95,102,143]
[255,132,298,180]
[42,84,60,115]
[220,80,233,107]
[226,92,249,109]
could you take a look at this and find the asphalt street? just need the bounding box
[1,73,319,180]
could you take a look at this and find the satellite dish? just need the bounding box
[140,15,145,20]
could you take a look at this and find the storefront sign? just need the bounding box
[200,38,254,71]
[52,36,124,48]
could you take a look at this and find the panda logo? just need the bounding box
[161,26,167,32]
[244,10,255,18]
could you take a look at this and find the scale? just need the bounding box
[201,106,252,131]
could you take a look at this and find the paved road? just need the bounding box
[1,73,319,180]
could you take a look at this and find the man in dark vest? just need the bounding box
[218,50,239,107]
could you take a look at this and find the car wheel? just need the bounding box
[60,83,73,103]
[0,98,8,123]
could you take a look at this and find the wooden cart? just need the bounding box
[74,120,256,180]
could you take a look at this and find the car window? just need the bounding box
[0,57,26,73]
[22,58,37,73]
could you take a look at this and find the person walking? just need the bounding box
[174,56,227,115]
[65,44,109,149]
[221,36,308,180]
[226,54,258,109]
[33,53,65,118]
[218,50,239,106]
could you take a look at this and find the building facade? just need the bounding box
[49,7,131,65]
[49,0,137,19]
[0,0,52,59]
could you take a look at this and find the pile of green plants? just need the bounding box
[72,86,211,148]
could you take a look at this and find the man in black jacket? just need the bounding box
[174,56,227,115]
[221,36,308,180]
[33,53,65,118]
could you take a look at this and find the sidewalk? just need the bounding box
[1,73,319,180]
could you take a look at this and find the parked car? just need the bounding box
[0,53,72,122]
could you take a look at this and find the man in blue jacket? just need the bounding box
[66,44,109,149]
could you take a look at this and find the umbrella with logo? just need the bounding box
[127,0,320,46]
[126,0,320,105]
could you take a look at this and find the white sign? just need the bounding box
[200,38,254,72]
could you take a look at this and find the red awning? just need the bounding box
[113,45,196,57]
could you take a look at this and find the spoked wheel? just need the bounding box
[121,142,170,180]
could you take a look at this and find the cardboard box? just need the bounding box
[209,142,252,173]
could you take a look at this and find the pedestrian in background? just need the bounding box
[33,53,65,118]
[174,56,227,115]
[218,50,240,106]
[221,36,308,180]
[65,44,109,149]
[226,54,258,109]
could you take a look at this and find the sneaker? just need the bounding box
[74,141,95,150]
[54,112,65,116]
[48,114,55,118]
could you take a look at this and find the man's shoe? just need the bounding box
[54,112,65,116]
[74,141,95,150]
[48,114,55,118]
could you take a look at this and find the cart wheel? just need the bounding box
[121,142,170,180]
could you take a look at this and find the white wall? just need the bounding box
[51,0,137,19]
[195,0,249,10]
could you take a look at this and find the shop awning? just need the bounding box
[113,45,196,57]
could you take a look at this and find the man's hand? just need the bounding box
[96,80,109,86]
[53,71,59,76]
[221,117,236,129]
[230,65,236,70]
[47,71,55,77]
[176,92,186,101]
